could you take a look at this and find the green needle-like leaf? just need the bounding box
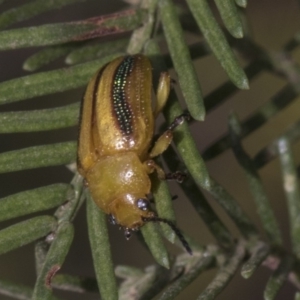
[207,178,257,238]
[198,242,245,300]
[241,242,270,279]
[65,39,128,65]
[185,0,249,89]
[119,265,166,300]
[0,103,79,133]
[86,193,118,300]
[116,265,144,278]
[0,279,61,300]
[0,142,76,173]
[159,0,205,121]
[0,54,120,105]
[0,216,57,255]
[278,138,300,259]
[141,223,170,269]
[158,253,214,300]
[0,9,145,50]
[0,279,33,300]
[235,0,247,7]
[214,0,244,38]
[52,274,98,293]
[229,113,282,246]
[0,0,87,30]
[146,40,231,246]
[32,222,74,300]
[264,256,294,300]
[167,149,232,246]
[151,171,176,244]
[0,184,71,221]
[165,94,210,189]
[23,44,78,71]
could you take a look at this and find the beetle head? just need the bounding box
[109,194,154,230]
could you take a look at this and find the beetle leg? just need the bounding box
[149,112,191,158]
[144,160,166,179]
[153,72,171,118]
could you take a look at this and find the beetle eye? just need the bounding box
[136,198,150,211]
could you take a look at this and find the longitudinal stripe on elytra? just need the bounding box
[111,56,134,136]
[91,65,106,128]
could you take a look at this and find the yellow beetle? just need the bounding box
[77,54,191,254]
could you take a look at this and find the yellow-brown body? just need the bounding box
[77,55,174,231]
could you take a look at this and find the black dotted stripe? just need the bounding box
[112,56,134,136]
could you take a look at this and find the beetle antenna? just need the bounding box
[142,216,192,255]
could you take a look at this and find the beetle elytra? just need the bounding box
[77,54,191,254]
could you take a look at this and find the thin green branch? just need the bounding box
[228,113,282,246]
[35,240,50,276]
[32,222,74,300]
[0,142,76,173]
[0,184,71,222]
[203,84,298,161]
[207,177,258,238]
[86,192,118,300]
[54,173,84,223]
[254,119,300,169]
[277,138,300,259]
[165,146,233,247]
[204,60,266,113]
[0,0,87,30]
[127,0,158,54]
[159,0,205,121]
[0,216,57,255]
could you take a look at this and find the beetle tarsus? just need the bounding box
[165,171,187,183]
[168,112,191,131]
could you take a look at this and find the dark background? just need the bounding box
[0,0,299,299]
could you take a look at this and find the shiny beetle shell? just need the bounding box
[77,54,190,242]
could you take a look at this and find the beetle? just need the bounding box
[77,54,191,254]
